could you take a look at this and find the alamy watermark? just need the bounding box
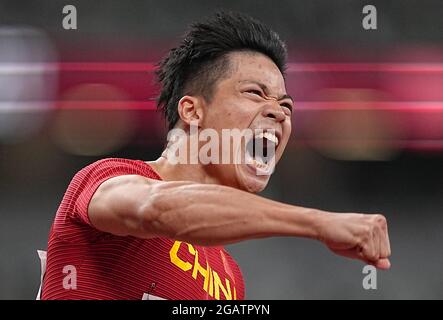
[362,265,377,290]
[163,121,278,176]
[62,5,77,30]
[362,5,377,30]
[63,265,77,290]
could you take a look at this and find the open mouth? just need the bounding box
[245,130,279,172]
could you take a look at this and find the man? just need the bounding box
[41,12,390,300]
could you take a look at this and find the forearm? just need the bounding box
[143,182,324,246]
[91,175,391,268]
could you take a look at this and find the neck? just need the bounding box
[147,148,226,186]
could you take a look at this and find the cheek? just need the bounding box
[284,117,292,133]
[280,118,292,146]
[203,104,226,129]
[218,104,251,129]
[229,99,258,123]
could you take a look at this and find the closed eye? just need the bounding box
[245,89,263,97]
[281,102,293,112]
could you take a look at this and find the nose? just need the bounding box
[261,103,286,122]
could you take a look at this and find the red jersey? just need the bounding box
[41,158,245,300]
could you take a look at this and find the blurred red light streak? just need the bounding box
[1,101,442,111]
[58,62,443,73]
[55,101,443,111]
[2,62,443,73]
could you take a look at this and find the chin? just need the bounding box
[235,161,271,193]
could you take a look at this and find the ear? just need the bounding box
[177,95,204,127]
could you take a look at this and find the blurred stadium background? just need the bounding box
[1,0,442,299]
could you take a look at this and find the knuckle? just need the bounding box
[364,250,377,261]
[368,248,379,260]
[359,228,370,243]
[367,224,376,236]
[374,214,387,225]
[381,250,390,259]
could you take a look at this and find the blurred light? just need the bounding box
[0,26,58,144]
[51,84,135,156]
[302,89,403,161]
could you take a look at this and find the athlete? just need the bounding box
[40,11,391,300]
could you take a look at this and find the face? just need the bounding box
[200,51,293,193]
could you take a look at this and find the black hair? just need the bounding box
[156,11,287,129]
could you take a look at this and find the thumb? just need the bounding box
[371,258,391,270]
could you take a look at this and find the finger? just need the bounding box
[374,226,381,261]
[377,226,386,258]
[376,215,390,258]
[384,222,391,257]
[380,227,390,258]
[360,229,378,262]
[373,258,391,270]
[332,248,361,261]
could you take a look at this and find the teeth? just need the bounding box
[264,132,279,145]
[254,131,279,145]
[252,159,267,169]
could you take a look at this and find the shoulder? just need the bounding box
[76,158,161,181]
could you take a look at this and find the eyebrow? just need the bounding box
[239,80,294,102]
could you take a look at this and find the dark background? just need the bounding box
[1,0,442,299]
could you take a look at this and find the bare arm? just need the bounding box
[89,175,391,269]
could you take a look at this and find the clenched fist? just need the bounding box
[316,213,391,269]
